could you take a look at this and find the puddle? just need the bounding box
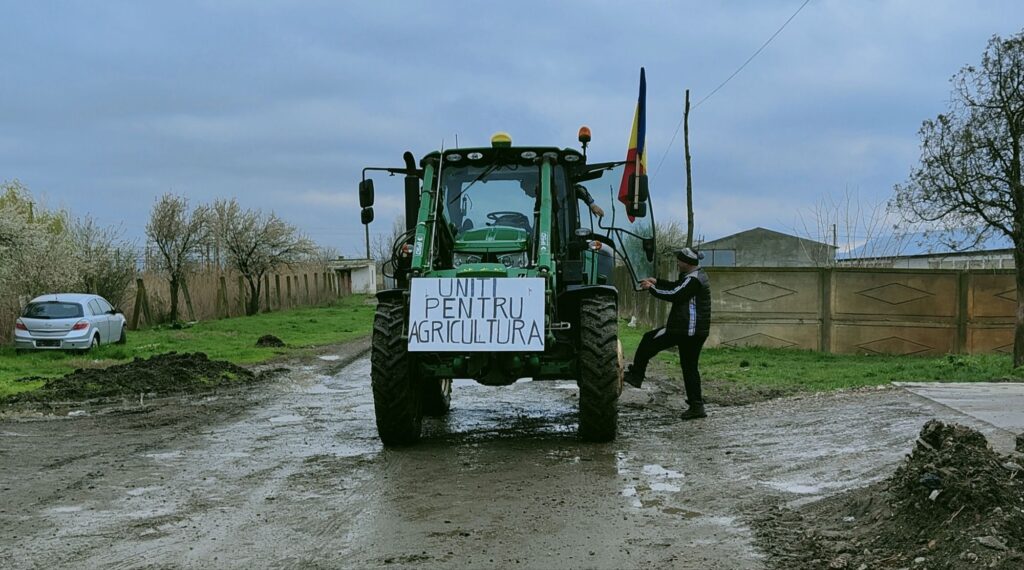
[305,384,343,395]
[144,451,185,461]
[642,464,684,479]
[268,415,303,424]
[318,355,341,361]
[662,506,701,518]
[48,506,84,514]
[553,382,578,391]
[762,478,861,495]
[650,482,682,492]
[126,486,162,497]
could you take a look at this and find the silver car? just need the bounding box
[13,294,128,351]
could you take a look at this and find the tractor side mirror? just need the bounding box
[642,237,655,262]
[361,207,374,224]
[359,179,375,208]
[625,174,649,218]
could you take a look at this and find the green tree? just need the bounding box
[893,31,1024,365]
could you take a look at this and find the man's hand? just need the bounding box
[639,277,656,290]
[589,203,605,217]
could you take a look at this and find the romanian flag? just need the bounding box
[618,67,647,220]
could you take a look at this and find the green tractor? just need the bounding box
[358,129,656,445]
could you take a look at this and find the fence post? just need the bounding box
[181,279,196,321]
[237,275,247,315]
[264,274,271,312]
[286,275,292,308]
[957,271,969,354]
[216,276,229,318]
[820,267,833,353]
[304,274,310,304]
[131,278,152,330]
[275,274,282,309]
[314,273,320,302]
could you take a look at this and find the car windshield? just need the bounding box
[22,302,84,319]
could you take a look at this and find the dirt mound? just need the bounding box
[256,334,285,348]
[754,420,1024,569]
[10,352,255,402]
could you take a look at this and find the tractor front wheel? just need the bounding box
[578,295,620,442]
[371,301,422,446]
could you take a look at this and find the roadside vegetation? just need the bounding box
[620,325,1024,404]
[0,295,374,399]
[3,299,1022,403]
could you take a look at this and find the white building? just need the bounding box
[838,232,1014,269]
[328,258,377,294]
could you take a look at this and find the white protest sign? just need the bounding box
[408,277,545,352]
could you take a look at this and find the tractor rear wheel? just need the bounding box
[578,295,620,442]
[421,378,452,416]
[371,300,422,446]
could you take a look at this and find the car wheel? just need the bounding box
[83,334,100,353]
[116,325,127,345]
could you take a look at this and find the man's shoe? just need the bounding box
[679,403,707,420]
[623,367,644,389]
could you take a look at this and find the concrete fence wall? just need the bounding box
[614,266,1017,356]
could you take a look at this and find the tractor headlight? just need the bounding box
[497,251,529,268]
[453,252,483,267]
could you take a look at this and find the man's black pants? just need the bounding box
[631,328,707,404]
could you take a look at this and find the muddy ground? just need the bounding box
[0,340,1020,569]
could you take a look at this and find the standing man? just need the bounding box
[624,247,711,420]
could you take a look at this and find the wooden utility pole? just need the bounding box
[684,89,695,248]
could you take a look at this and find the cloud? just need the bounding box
[2,0,1023,259]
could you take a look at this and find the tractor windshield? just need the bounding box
[441,163,569,239]
[577,163,657,285]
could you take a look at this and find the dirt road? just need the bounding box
[0,341,1013,569]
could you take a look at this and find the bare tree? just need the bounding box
[146,194,210,322]
[794,187,920,267]
[371,215,407,262]
[212,198,316,315]
[893,31,1024,365]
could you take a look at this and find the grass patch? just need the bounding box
[0,295,375,399]
[619,321,1024,401]
[5,303,1020,403]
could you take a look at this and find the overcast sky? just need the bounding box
[2,1,1022,257]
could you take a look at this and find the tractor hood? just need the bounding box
[454,226,528,253]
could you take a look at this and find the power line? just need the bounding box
[653,0,813,180]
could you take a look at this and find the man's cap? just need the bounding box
[675,248,704,264]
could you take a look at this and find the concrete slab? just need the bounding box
[895,382,1024,434]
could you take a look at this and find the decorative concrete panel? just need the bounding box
[833,272,957,318]
[968,273,1016,319]
[711,322,820,351]
[833,324,954,356]
[966,327,1014,354]
[713,270,820,316]
[622,267,1015,355]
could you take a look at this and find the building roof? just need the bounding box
[698,227,836,250]
[839,231,1014,260]
[328,258,375,269]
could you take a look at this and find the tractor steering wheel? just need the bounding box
[486,211,531,231]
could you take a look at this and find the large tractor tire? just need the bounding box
[421,378,452,417]
[371,301,422,446]
[578,295,620,442]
